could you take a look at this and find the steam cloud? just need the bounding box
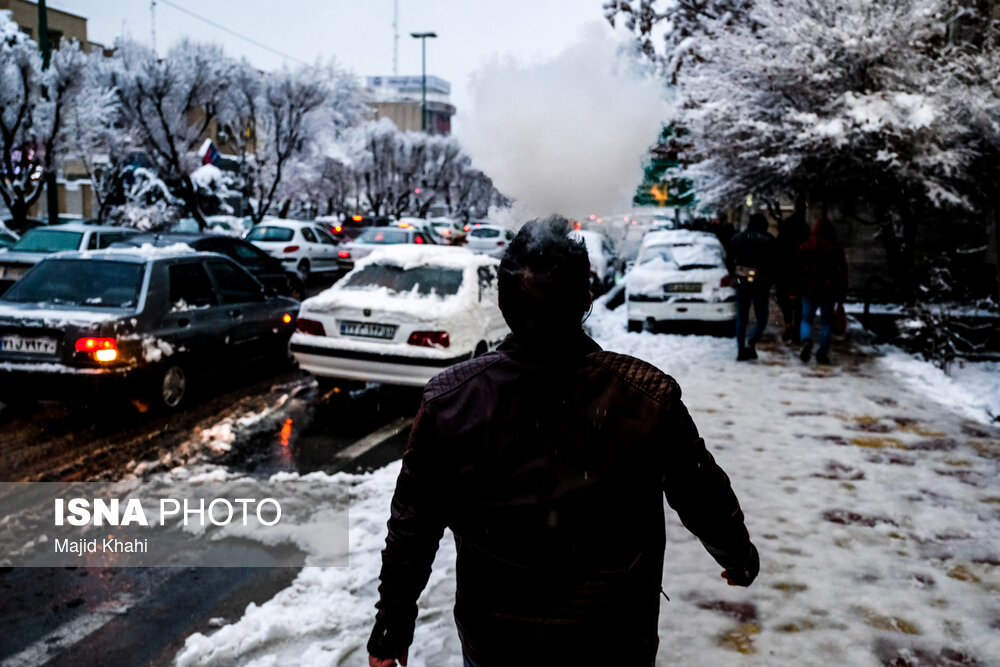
[461,22,668,225]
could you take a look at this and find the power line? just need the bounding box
[156,0,309,66]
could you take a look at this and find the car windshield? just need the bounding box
[356,229,409,244]
[2,259,145,308]
[11,229,84,253]
[247,226,294,242]
[341,264,463,297]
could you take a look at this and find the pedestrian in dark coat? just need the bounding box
[367,217,759,667]
[797,218,848,364]
[775,212,810,343]
[729,213,776,360]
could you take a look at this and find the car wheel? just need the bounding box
[297,259,311,280]
[627,319,643,333]
[155,363,187,411]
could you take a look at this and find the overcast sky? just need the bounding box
[50,0,612,134]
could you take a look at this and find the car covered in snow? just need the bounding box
[569,229,621,295]
[0,247,298,410]
[336,226,435,272]
[463,224,515,259]
[0,223,140,294]
[626,229,736,332]
[245,219,341,279]
[291,245,509,388]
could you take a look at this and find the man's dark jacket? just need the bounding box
[368,333,758,666]
[729,228,777,285]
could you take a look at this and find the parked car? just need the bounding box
[245,219,341,279]
[337,226,434,272]
[0,223,140,293]
[0,225,19,249]
[292,245,509,388]
[113,233,306,300]
[569,229,621,294]
[625,229,736,332]
[463,224,515,259]
[0,248,298,410]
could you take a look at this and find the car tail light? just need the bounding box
[283,245,300,253]
[720,274,733,287]
[352,215,363,222]
[414,236,424,244]
[282,313,293,324]
[333,225,342,233]
[463,225,470,232]
[296,318,326,336]
[496,241,505,246]
[338,250,351,258]
[407,330,450,348]
[75,337,118,362]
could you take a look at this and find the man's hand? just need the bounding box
[369,650,408,667]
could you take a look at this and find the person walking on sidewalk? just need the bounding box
[367,217,760,667]
[776,211,810,343]
[729,213,776,361]
[797,218,848,365]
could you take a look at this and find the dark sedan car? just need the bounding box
[113,233,305,300]
[0,248,298,410]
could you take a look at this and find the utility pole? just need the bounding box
[37,0,59,225]
[410,32,437,133]
[392,0,398,75]
[150,1,157,54]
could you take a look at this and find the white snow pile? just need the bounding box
[880,350,999,425]
[190,164,226,190]
[176,304,1000,666]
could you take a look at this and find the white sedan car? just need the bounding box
[245,219,340,278]
[464,224,514,259]
[626,229,736,332]
[291,245,509,388]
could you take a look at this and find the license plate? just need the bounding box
[0,335,58,355]
[339,321,397,340]
[665,283,702,293]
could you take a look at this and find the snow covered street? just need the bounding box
[174,303,1000,666]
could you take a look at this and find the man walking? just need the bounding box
[368,217,759,667]
[729,213,777,361]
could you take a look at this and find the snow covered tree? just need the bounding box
[219,60,365,224]
[107,40,234,228]
[610,0,1000,287]
[0,11,86,229]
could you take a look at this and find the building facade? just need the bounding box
[365,75,455,135]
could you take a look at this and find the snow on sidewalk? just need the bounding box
[175,304,1000,666]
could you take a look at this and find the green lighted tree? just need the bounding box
[633,125,694,207]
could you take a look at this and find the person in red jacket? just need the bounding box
[368,216,759,667]
[797,218,849,364]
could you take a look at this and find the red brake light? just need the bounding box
[463,225,470,231]
[407,331,450,348]
[720,274,733,287]
[352,215,363,222]
[496,241,505,246]
[283,245,300,253]
[414,236,424,244]
[296,318,326,336]
[338,250,351,258]
[334,225,342,233]
[75,337,117,362]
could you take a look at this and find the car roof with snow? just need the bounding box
[355,244,497,271]
[252,219,323,228]
[42,244,201,263]
[23,222,133,234]
[641,229,721,246]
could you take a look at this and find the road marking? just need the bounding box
[2,593,136,667]
[333,416,413,466]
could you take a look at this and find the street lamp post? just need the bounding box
[410,32,437,132]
